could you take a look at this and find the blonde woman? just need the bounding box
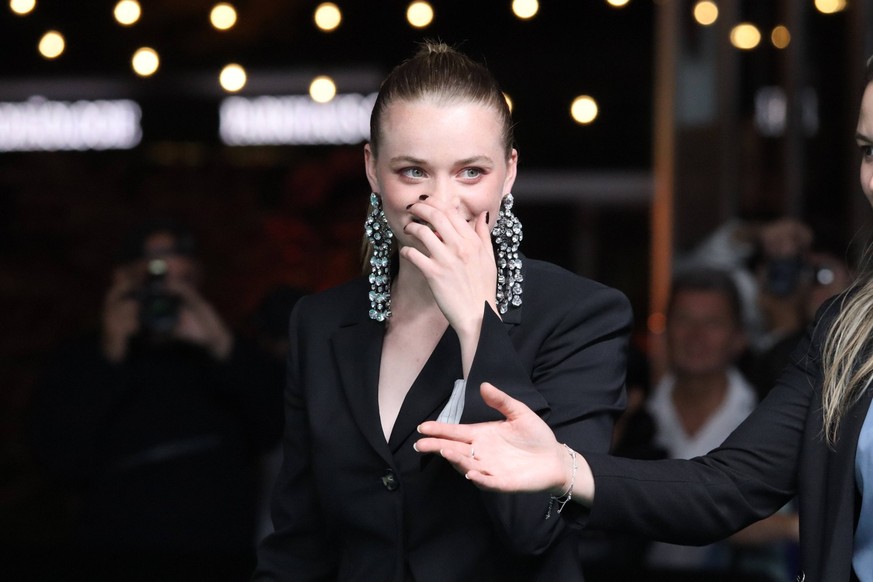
[416,59,873,582]
[254,42,632,581]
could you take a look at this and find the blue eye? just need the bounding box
[461,168,482,179]
[401,167,425,178]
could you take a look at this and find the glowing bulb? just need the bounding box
[503,92,513,114]
[512,0,539,19]
[406,1,433,28]
[220,63,247,92]
[571,95,598,124]
[10,0,36,16]
[730,23,761,50]
[38,30,64,59]
[132,47,159,76]
[606,0,630,7]
[771,25,790,49]
[814,0,847,14]
[211,3,237,30]
[309,76,337,103]
[314,2,342,31]
[693,1,718,26]
[114,0,141,26]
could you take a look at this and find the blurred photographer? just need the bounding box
[29,219,284,581]
[102,220,232,363]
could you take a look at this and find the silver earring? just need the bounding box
[365,192,393,321]
[491,193,523,314]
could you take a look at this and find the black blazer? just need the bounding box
[582,295,869,582]
[254,258,632,581]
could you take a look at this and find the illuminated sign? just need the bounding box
[0,97,142,152]
[219,93,377,146]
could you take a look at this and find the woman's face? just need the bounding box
[856,82,873,207]
[364,99,517,252]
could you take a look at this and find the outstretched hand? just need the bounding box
[415,382,571,496]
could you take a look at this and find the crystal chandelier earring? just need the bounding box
[491,193,523,314]
[365,192,394,321]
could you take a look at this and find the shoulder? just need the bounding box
[521,258,632,317]
[291,278,369,328]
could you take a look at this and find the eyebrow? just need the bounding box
[388,155,496,166]
[856,131,873,144]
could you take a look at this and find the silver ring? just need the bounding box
[470,447,476,459]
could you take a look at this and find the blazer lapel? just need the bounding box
[388,328,462,452]
[332,318,392,463]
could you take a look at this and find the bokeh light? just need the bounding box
[314,2,342,31]
[571,95,598,124]
[38,30,64,59]
[132,47,159,76]
[220,63,247,92]
[406,2,434,28]
[113,0,141,26]
[309,76,337,103]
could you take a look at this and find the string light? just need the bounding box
[771,25,790,49]
[692,1,718,26]
[503,92,513,114]
[730,23,761,50]
[132,47,159,76]
[814,0,847,14]
[309,76,337,103]
[220,63,247,92]
[113,0,141,26]
[210,3,237,31]
[9,0,36,16]
[406,2,434,28]
[571,95,598,124]
[511,0,538,19]
[38,30,64,59]
[314,2,342,32]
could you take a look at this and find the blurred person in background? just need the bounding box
[29,218,284,581]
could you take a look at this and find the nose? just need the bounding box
[429,177,460,209]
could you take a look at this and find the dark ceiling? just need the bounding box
[0,0,656,169]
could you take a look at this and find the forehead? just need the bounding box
[377,99,505,154]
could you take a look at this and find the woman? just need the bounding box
[253,42,633,581]
[415,58,873,582]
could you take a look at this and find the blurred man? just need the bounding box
[645,267,798,579]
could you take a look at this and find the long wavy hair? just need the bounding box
[820,59,873,446]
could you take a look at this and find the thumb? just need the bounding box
[480,382,527,421]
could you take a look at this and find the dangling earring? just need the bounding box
[491,192,523,314]
[365,192,394,321]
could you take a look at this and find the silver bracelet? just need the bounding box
[545,444,577,519]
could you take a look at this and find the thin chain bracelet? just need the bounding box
[545,443,577,519]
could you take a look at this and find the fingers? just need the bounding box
[479,382,527,421]
[416,421,475,442]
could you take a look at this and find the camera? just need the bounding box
[137,259,181,336]
[763,255,809,297]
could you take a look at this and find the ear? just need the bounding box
[364,143,379,193]
[503,148,518,194]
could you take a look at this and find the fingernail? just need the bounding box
[412,442,419,452]
[486,211,490,224]
[465,473,471,480]
[419,194,429,200]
